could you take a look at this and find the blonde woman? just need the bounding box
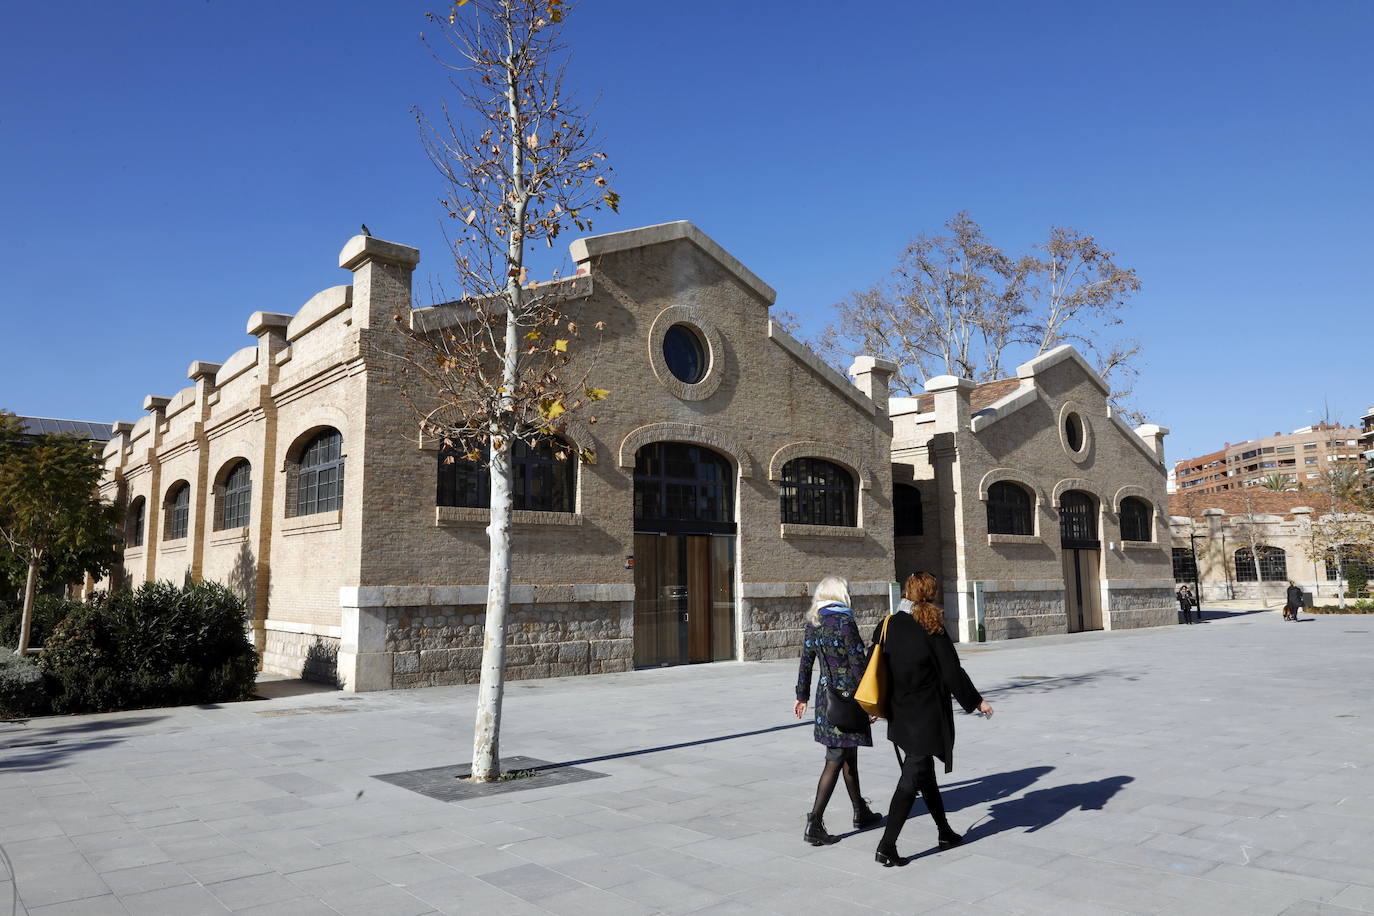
[794,575,883,846]
[873,572,994,867]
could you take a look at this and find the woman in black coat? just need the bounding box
[872,572,994,867]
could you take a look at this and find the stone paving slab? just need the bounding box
[2,603,1372,914]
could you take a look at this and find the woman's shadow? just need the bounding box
[965,774,1135,840]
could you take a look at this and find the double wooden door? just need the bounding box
[632,533,735,667]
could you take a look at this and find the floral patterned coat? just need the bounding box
[796,607,872,747]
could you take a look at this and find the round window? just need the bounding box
[662,324,707,384]
[1065,412,1084,452]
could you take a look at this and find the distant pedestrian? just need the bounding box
[794,575,884,847]
[1285,581,1303,622]
[1177,584,1196,625]
[872,572,994,867]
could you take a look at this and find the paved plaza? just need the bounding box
[2,603,1373,915]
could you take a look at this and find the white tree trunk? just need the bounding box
[471,427,515,782]
[15,554,39,655]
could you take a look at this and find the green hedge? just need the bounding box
[0,652,49,718]
[39,581,259,714]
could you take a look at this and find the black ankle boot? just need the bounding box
[803,813,839,846]
[937,829,964,849]
[852,802,883,830]
[874,843,908,867]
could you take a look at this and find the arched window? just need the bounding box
[894,484,923,537]
[987,481,1033,536]
[295,429,344,516]
[780,457,856,527]
[634,442,735,533]
[1235,545,1286,582]
[1172,547,1197,582]
[1119,497,1152,542]
[1059,490,1098,547]
[164,482,190,540]
[127,497,146,547]
[217,460,252,530]
[437,439,576,513]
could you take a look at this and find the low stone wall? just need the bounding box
[1106,587,1175,630]
[981,590,1067,640]
[262,630,340,685]
[385,600,632,689]
[742,594,887,662]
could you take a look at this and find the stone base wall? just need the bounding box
[385,600,632,689]
[262,630,341,686]
[742,594,887,662]
[1106,587,1175,630]
[981,590,1067,640]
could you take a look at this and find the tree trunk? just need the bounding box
[16,553,39,655]
[472,429,515,782]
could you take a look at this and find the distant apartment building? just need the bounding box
[1361,406,1374,474]
[1173,422,1363,494]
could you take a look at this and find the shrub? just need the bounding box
[40,581,258,714]
[0,652,50,719]
[0,594,83,649]
[1347,566,1368,600]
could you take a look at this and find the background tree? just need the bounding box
[1304,465,1374,608]
[393,0,616,782]
[819,212,1143,419]
[1231,485,1277,608]
[0,412,121,653]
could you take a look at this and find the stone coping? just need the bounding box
[262,620,342,639]
[779,523,864,539]
[281,510,343,536]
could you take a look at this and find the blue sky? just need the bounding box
[2,0,1370,463]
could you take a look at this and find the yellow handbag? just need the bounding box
[854,614,891,718]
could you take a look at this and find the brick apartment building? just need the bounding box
[1173,423,1364,494]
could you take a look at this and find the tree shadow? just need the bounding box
[0,715,166,772]
[981,670,1142,698]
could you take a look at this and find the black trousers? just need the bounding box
[878,751,951,848]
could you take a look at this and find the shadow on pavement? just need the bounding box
[965,774,1135,839]
[532,720,815,771]
[839,765,1057,841]
[983,670,1141,697]
[0,715,167,772]
[252,678,341,700]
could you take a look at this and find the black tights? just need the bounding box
[879,753,952,849]
[810,746,866,818]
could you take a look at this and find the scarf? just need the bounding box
[818,602,853,618]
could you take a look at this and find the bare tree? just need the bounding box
[1304,465,1374,609]
[1231,485,1276,609]
[820,214,1143,416]
[395,0,616,782]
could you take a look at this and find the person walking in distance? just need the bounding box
[1176,584,1195,625]
[873,573,994,867]
[1285,581,1303,622]
[794,575,884,846]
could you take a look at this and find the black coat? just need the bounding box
[872,613,983,773]
[1286,584,1303,610]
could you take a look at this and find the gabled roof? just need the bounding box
[569,221,778,305]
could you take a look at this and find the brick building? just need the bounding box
[100,223,898,690]
[890,350,1176,641]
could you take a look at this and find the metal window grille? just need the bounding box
[1119,497,1151,542]
[1058,491,1098,546]
[987,481,1032,535]
[633,442,735,534]
[1171,547,1197,582]
[779,457,856,527]
[437,440,575,513]
[1234,546,1287,582]
[221,460,252,529]
[297,430,344,516]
